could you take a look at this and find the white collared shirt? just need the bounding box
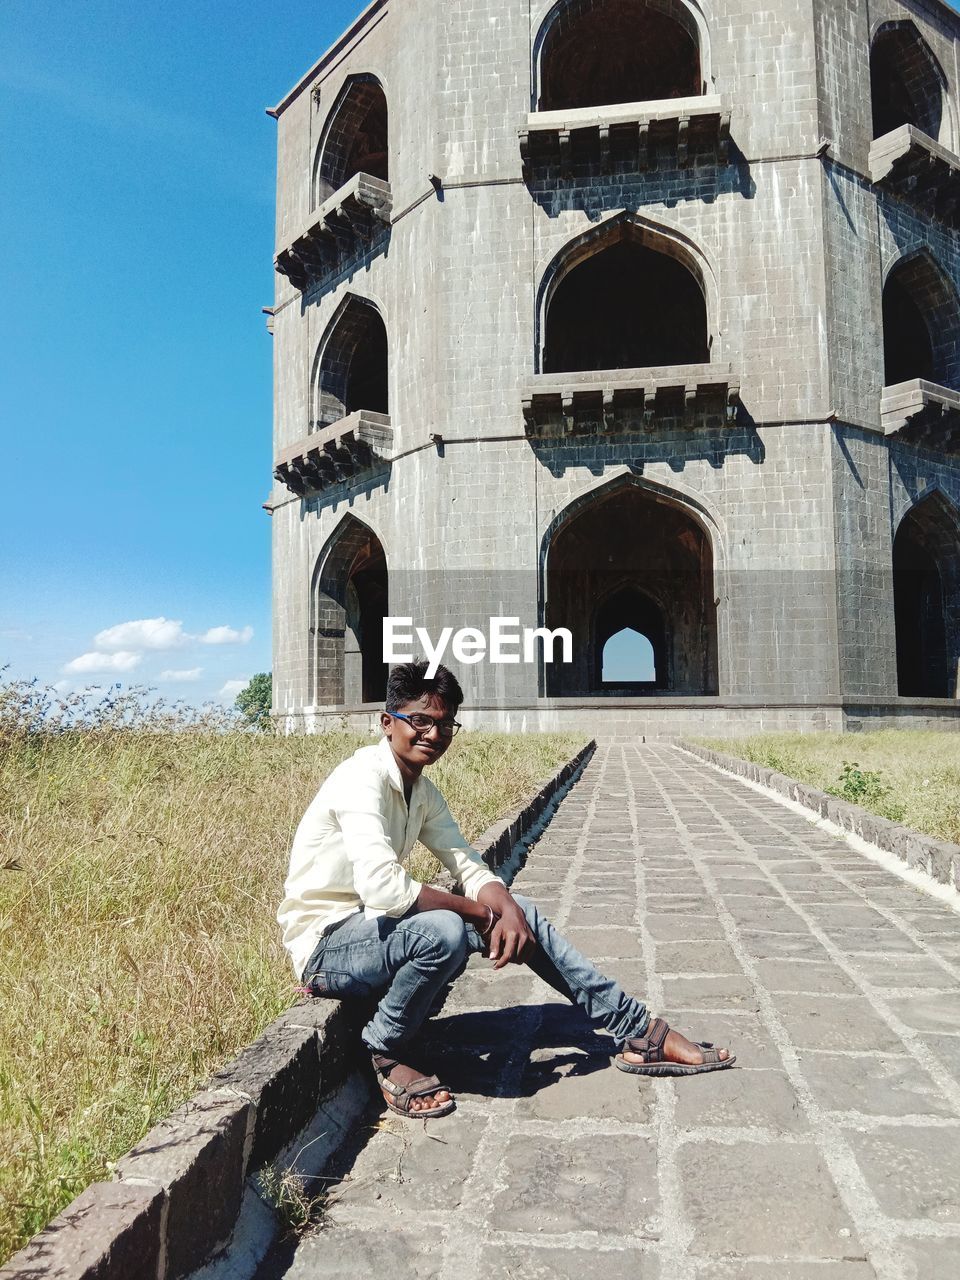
[277,736,500,978]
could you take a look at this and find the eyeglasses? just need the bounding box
[389,711,462,738]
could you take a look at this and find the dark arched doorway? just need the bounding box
[870,22,945,142]
[315,75,389,205]
[314,296,389,429]
[537,0,702,111]
[543,237,708,373]
[313,517,388,705]
[882,252,960,390]
[545,482,718,695]
[893,494,960,698]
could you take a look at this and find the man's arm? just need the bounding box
[416,790,535,969]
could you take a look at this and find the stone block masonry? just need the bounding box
[267,0,960,731]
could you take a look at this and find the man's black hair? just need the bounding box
[385,660,463,714]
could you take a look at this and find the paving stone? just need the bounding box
[680,1140,859,1257]
[803,903,893,930]
[724,902,810,932]
[485,1245,660,1280]
[334,1114,486,1212]
[847,954,958,989]
[800,1050,957,1117]
[775,994,906,1053]
[446,971,538,1010]
[699,1261,875,1278]
[892,1237,960,1280]
[673,1067,807,1133]
[274,1223,445,1278]
[489,1133,659,1235]
[884,993,960,1034]
[567,903,638,927]
[645,895,718,915]
[563,927,644,957]
[891,908,960,934]
[660,974,758,1010]
[754,959,858,994]
[818,928,924,955]
[645,915,725,941]
[739,931,834,961]
[515,1047,655,1121]
[654,940,743,974]
[919,1033,960,1086]
[714,877,782,896]
[844,1125,960,1222]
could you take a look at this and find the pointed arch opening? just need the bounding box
[314,296,388,430]
[542,222,709,373]
[535,0,705,111]
[882,251,960,390]
[314,74,389,207]
[312,516,388,706]
[870,21,947,144]
[598,592,665,687]
[544,480,717,695]
[894,493,960,698]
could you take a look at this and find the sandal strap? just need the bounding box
[623,1017,671,1064]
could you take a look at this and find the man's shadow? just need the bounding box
[421,1004,614,1099]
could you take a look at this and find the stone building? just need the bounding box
[266,0,960,734]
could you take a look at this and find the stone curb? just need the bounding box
[0,739,596,1280]
[680,740,960,890]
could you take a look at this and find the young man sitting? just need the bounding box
[278,660,734,1117]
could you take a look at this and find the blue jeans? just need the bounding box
[301,893,650,1055]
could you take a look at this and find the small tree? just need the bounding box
[235,672,272,729]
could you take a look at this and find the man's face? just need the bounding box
[381,693,457,775]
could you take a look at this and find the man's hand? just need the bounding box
[478,884,535,969]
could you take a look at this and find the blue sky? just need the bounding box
[0,0,368,706]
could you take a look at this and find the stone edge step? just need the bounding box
[680,740,960,891]
[0,739,596,1280]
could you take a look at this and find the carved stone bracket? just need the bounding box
[520,95,731,178]
[869,126,960,225]
[881,378,960,450]
[274,173,392,292]
[522,365,739,437]
[273,410,393,496]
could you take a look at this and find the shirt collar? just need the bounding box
[375,734,424,804]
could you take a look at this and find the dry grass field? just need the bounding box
[0,680,582,1263]
[700,730,960,844]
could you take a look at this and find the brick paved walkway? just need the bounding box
[259,744,960,1280]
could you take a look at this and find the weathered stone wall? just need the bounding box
[269,0,960,725]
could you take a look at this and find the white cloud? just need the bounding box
[158,668,203,682]
[64,651,142,674]
[52,680,71,693]
[95,618,188,652]
[218,679,249,702]
[199,625,253,646]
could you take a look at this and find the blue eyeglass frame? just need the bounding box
[388,711,462,737]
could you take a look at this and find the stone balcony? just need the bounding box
[273,410,392,496]
[274,172,392,292]
[522,364,739,437]
[869,126,960,225]
[519,94,731,176]
[880,378,960,449]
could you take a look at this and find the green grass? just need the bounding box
[698,731,960,843]
[0,708,582,1264]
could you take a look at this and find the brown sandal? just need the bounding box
[614,1017,736,1076]
[371,1053,456,1118]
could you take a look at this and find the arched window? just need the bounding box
[314,296,388,429]
[543,230,709,373]
[544,479,718,695]
[870,22,946,143]
[312,516,389,706]
[536,0,704,111]
[314,75,389,206]
[882,251,960,389]
[893,493,960,698]
[598,591,665,685]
